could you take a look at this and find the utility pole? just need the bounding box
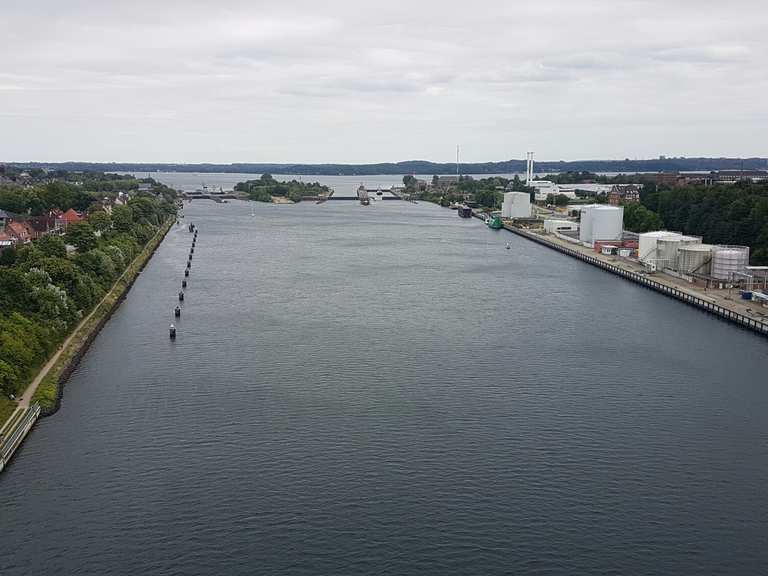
[456,145,460,179]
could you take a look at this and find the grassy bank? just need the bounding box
[30,219,174,412]
[0,397,16,427]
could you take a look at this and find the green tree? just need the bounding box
[36,234,67,258]
[88,210,112,233]
[112,205,134,233]
[65,222,97,252]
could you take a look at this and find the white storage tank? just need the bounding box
[677,244,713,275]
[655,235,702,271]
[711,246,750,280]
[638,231,681,263]
[501,192,531,219]
[579,205,623,245]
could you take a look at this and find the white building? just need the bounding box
[544,219,579,234]
[530,180,578,201]
[579,205,623,246]
[501,192,531,219]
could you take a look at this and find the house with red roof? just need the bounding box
[61,208,83,228]
[6,221,33,244]
[0,230,15,250]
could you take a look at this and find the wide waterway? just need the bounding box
[2,199,768,575]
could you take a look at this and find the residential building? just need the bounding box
[61,208,83,227]
[608,184,641,205]
[0,231,15,250]
[6,221,33,244]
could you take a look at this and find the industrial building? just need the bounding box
[578,205,623,246]
[530,181,578,202]
[544,219,578,234]
[501,192,531,219]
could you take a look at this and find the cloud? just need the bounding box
[0,0,767,162]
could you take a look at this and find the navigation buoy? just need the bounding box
[182,279,187,288]
[169,324,177,339]
[174,306,181,318]
[178,291,184,302]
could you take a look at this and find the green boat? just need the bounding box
[486,216,503,229]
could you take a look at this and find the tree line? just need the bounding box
[234,174,330,203]
[0,186,176,398]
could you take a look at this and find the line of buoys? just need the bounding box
[172,225,199,339]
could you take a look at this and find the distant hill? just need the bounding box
[6,158,768,176]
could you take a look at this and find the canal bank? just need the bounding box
[0,218,174,473]
[471,211,768,338]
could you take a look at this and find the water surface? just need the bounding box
[2,200,767,575]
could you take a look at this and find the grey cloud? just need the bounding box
[1,0,767,162]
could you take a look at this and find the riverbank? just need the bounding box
[470,211,768,337]
[28,218,175,415]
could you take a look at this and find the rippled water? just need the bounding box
[2,200,768,575]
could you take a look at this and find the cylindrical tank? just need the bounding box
[655,236,701,270]
[711,245,750,280]
[638,231,681,262]
[677,244,713,275]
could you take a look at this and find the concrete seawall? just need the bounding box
[472,212,768,338]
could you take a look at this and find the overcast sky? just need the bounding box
[1,0,766,163]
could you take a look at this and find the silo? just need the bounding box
[589,205,623,243]
[711,246,750,280]
[578,205,596,243]
[677,244,713,275]
[655,235,701,270]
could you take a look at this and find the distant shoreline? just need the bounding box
[5,158,768,176]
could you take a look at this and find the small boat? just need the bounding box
[486,216,503,230]
[185,269,189,277]
[174,306,181,317]
[178,291,185,301]
[182,280,187,288]
[506,243,511,250]
[458,206,472,218]
[169,324,177,339]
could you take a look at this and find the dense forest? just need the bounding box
[8,157,768,176]
[234,173,330,203]
[0,179,176,399]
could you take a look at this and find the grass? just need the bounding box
[29,219,174,412]
[0,397,17,430]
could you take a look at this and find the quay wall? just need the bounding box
[472,212,768,338]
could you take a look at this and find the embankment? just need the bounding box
[472,212,768,338]
[33,218,175,417]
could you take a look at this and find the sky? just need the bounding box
[1,0,766,164]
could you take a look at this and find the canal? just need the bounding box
[2,199,768,575]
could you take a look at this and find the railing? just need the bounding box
[0,403,41,473]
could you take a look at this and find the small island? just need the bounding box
[234,173,330,203]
